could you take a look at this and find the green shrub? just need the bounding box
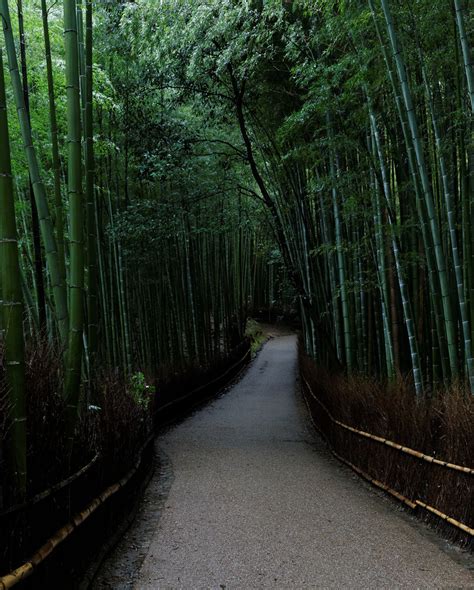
[129,372,155,408]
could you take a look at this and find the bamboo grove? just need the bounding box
[133,0,473,392]
[0,0,273,503]
[1,0,473,504]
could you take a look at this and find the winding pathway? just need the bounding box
[94,335,473,589]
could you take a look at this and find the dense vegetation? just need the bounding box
[0,0,473,562]
[0,0,280,510]
[108,0,474,394]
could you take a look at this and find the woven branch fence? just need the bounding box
[0,340,251,589]
[300,360,473,547]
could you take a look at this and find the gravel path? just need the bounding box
[95,335,473,589]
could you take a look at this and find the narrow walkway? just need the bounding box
[95,336,473,589]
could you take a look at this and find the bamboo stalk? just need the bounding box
[379,0,458,379]
[0,0,69,342]
[454,0,474,114]
[0,48,27,497]
[63,0,85,426]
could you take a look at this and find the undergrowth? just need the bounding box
[0,340,153,508]
[300,349,474,548]
[0,341,156,572]
[0,336,250,510]
[245,318,266,354]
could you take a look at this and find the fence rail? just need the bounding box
[0,436,153,590]
[0,344,251,589]
[0,453,100,519]
[301,375,474,538]
[301,376,474,475]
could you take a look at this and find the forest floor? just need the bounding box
[92,335,474,589]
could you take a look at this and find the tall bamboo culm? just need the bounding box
[0,49,27,497]
[63,0,85,425]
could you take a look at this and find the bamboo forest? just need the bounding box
[0,1,473,588]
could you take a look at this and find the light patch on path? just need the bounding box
[96,335,474,589]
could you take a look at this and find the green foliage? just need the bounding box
[2,0,474,511]
[129,371,155,409]
[245,319,266,355]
